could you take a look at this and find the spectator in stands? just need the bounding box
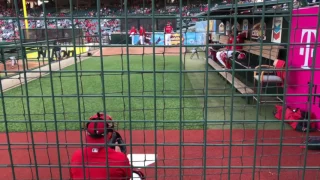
[139,25,146,45]
[70,113,132,180]
[307,0,320,3]
[164,22,173,46]
[129,26,137,45]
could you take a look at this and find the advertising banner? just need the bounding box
[242,19,249,38]
[184,32,197,45]
[130,32,206,46]
[286,6,320,128]
[131,34,140,45]
[251,21,266,40]
[226,21,230,35]
[195,20,215,33]
[218,22,225,34]
[271,17,283,43]
[184,32,206,45]
[170,33,185,45]
[251,22,267,40]
[149,32,165,45]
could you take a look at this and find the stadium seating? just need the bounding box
[0,1,310,42]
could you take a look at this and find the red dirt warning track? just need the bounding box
[0,130,319,180]
[0,61,47,76]
[93,47,185,56]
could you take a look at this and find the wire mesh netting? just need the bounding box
[1,0,320,179]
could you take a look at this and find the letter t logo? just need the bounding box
[300,29,316,69]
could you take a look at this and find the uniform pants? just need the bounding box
[130,35,135,45]
[165,34,171,45]
[216,50,233,67]
[139,35,145,45]
[10,56,17,66]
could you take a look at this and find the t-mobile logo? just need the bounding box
[299,29,317,69]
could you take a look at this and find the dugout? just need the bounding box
[202,1,290,84]
[22,28,83,44]
[120,17,177,32]
[21,29,86,62]
[196,0,292,104]
[0,41,24,64]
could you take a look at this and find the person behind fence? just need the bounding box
[53,40,61,61]
[37,46,46,59]
[102,29,109,44]
[86,30,92,43]
[216,26,246,69]
[139,25,146,45]
[164,22,173,45]
[70,112,132,180]
[9,56,17,68]
[129,26,137,45]
[190,47,199,59]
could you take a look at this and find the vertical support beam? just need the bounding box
[55,0,58,13]
[22,0,29,39]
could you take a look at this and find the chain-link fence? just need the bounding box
[0,0,320,179]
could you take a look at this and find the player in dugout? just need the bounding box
[70,112,145,180]
[164,22,173,46]
[215,25,246,69]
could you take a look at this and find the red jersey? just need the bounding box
[226,34,244,50]
[139,28,146,36]
[129,28,137,34]
[235,34,244,50]
[70,147,132,180]
[164,25,173,34]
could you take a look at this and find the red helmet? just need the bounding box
[89,112,112,121]
[220,51,227,61]
[83,112,114,130]
[237,52,246,60]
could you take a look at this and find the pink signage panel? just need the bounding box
[286,6,320,128]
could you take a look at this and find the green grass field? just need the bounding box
[0,55,205,132]
[0,54,286,132]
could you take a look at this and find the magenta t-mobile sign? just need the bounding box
[287,5,320,129]
[299,29,317,69]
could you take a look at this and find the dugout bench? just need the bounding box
[208,35,283,103]
[214,35,283,68]
[0,47,23,64]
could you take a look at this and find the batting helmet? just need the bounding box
[220,51,228,62]
[237,52,246,60]
[83,112,114,130]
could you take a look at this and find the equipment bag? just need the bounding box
[273,105,317,132]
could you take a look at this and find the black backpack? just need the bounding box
[295,111,318,132]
